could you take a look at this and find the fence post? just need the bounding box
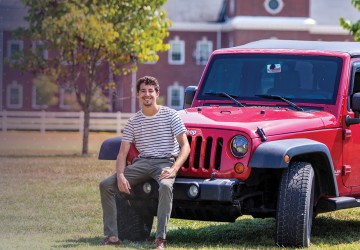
[116,112,121,135]
[40,110,46,133]
[2,110,7,132]
[79,111,84,134]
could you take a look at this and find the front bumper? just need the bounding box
[124,178,243,222]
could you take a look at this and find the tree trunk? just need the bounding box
[82,108,90,155]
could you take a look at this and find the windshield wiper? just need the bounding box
[205,92,245,107]
[255,94,304,111]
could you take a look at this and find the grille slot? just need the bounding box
[194,137,202,169]
[204,137,213,169]
[215,138,223,170]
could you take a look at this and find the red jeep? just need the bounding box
[99,39,360,247]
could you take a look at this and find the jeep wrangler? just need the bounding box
[99,39,360,247]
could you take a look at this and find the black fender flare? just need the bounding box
[248,138,338,196]
[98,136,122,160]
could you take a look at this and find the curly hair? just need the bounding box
[136,76,160,93]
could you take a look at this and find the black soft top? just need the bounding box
[233,39,360,57]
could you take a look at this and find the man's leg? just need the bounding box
[148,159,175,240]
[156,177,175,240]
[99,173,119,238]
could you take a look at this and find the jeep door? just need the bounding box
[343,64,360,189]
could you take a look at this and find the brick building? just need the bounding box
[0,0,358,113]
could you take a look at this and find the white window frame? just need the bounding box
[32,85,48,109]
[195,40,213,65]
[32,41,48,60]
[167,83,184,110]
[168,39,185,65]
[6,81,23,109]
[59,87,75,109]
[7,40,24,61]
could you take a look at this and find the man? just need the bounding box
[99,76,190,249]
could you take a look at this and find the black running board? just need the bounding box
[317,197,360,213]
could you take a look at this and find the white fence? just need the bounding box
[0,110,134,134]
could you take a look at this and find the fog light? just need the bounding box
[142,182,152,194]
[234,162,245,174]
[187,184,199,199]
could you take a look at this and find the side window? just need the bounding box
[7,40,24,62]
[7,81,23,109]
[60,87,76,109]
[168,39,185,65]
[195,40,213,65]
[32,85,48,109]
[167,83,184,110]
[352,71,360,94]
[349,69,360,113]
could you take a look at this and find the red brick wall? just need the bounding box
[229,0,309,17]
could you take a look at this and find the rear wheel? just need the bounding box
[116,195,154,241]
[275,161,315,247]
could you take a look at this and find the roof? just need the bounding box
[234,39,360,57]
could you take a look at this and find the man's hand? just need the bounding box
[159,167,177,180]
[117,173,131,194]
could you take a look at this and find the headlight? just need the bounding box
[230,135,248,158]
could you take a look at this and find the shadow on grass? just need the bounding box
[55,216,360,249]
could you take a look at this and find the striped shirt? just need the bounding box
[122,106,186,158]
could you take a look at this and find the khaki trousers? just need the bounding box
[99,157,175,240]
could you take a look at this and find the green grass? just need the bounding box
[0,131,360,249]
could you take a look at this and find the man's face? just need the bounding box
[137,83,159,107]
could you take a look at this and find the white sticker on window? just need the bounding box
[267,64,281,73]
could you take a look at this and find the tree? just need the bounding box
[14,0,171,155]
[340,0,360,41]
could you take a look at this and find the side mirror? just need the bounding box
[183,86,198,109]
[346,93,360,126]
[352,92,360,112]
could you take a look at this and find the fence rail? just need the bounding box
[0,110,134,134]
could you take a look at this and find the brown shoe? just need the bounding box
[154,238,166,250]
[99,237,120,246]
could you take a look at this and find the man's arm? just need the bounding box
[160,132,190,180]
[116,140,131,194]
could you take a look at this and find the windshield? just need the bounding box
[197,54,342,105]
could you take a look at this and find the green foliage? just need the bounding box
[14,0,171,154]
[340,0,360,41]
[19,0,171,73]
[33,73,59,107]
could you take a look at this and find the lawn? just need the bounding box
[0,131,360,249]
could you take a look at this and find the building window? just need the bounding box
[195,40,213,65]
[32,85,48,109]
[264,0,284,15]
[32,41,48,60]
[60,87,76,109]
[167,82,184,110]
[168,39,185,65]
[6,81,23,109]
[7,40,24,61]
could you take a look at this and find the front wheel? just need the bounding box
[275,161,315,248]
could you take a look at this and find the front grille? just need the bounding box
[183,135,223,170]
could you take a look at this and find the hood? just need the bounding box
[179,106,337,138]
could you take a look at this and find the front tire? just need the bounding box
[275,161,315,248]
